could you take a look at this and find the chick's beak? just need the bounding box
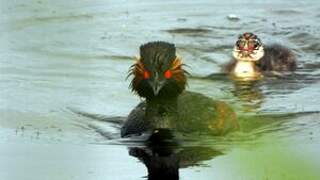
[240,50,252,57]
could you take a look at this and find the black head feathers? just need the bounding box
[140,41,176,73]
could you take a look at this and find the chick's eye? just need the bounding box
[164,70,172,79]
[255,41,261,48]
[143,71,150,79]
[250,40,259,50]
[236,40,241,47]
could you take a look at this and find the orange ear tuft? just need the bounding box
[171,57,182,70]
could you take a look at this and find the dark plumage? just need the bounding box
[258,44,297,71]
[140,41,176,71]
[121,41,238,137]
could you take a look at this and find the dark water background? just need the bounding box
[0,0,320,179]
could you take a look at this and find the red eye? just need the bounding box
[164,70,172,79]
[143,71,150,79]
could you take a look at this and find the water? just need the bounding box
[0,0,320,179]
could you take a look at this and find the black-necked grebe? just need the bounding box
[121,41,238,137]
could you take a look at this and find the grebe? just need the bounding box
[225,32,297,79]
[121,41,238,137]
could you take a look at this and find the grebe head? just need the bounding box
[233,32,264,62]
[128,41,187,99]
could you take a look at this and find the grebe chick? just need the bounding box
[121,41,238,137]
[225,32,297,79]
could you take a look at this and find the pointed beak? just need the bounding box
[151,80,165,96]
[149,73,165,96]
[240,51,251,57]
